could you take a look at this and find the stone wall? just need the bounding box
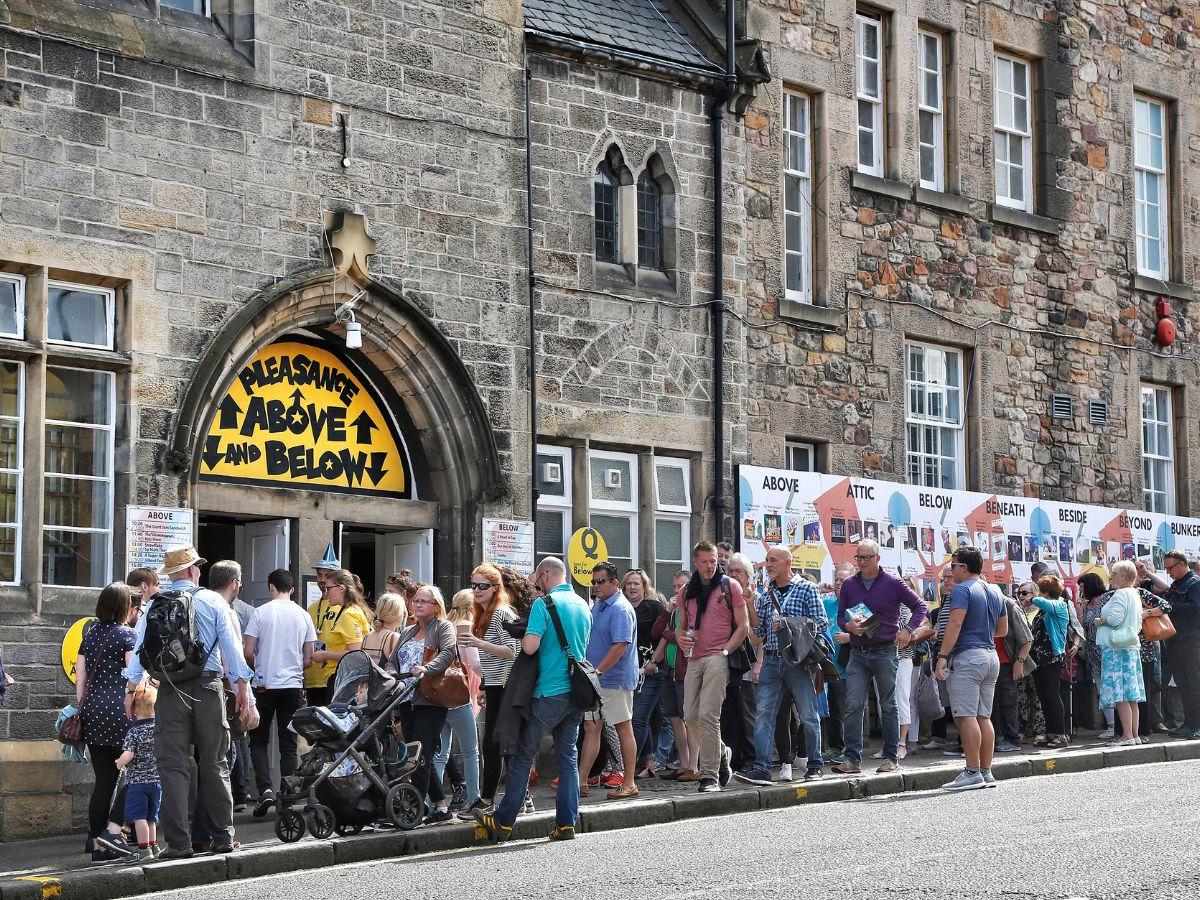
[739,0,1200,511]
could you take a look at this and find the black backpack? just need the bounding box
[137,589,215,682]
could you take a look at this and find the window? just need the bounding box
[161,0,208,13]
[856,13,884,176]
[918,30,945,192]
[1134,96,1169,279]
[43,367,114,587]
[535,444,572,564]
[652,456,690,591]
[0,362,22,583]
[636,172,662,270]
[994,54,1032,211]
[1141,385,1175,515]
[0,273,24,339]
[47,281,114,349]
[588,450,638,575]
[784,91,813,303]
[786,441,817,472]
[594,161,619,264]
[905,343,964,490]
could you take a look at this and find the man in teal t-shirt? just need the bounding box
[475,557,591,844]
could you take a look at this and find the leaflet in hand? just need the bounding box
[846,603,872,620]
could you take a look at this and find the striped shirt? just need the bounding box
[478,605,520,686]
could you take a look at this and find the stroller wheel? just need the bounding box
[275,809,304,843]
[386,783,424,831]
[306,804,336,840]
[334,822,364,837]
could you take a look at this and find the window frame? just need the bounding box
[1141,384,1175,515]
[993,53,1033,212]
[0,273,25,340]
[783,89,814,305]
[786,441,818,473]
[904,341,966,491]
[594,161,620,265]
[42,365,116,588]
[535,443,572,562]
[1134,95,1169,280]
[917,29,945,192]
[652,455,690,593]
[588,449,639,570]
[0,360,24,585]
[636,171,663,271]
[855,12,885,177]
[46,279,116,351]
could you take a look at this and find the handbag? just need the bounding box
[915,665,943,721]
[418,638,471,709]
[544,597,602,713]
[57,708,83,745]
[718,578,754,674]
[1142,608,1176,642]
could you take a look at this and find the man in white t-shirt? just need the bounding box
[243,569,317,817]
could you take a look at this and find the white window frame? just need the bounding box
[588,449,639,570]
[905,342,965,490]
[1134,95,1169,280]
[786,441,818,472]
[0,360,24,585]
[161,0,210,15]
[46,280,116,351]
[783,90,813,304]
[652,455,691,592]
[535,443,572,560]
[42,365,115,588]
[0,273,25,340]
[918,30,945,192]
[856,13,885,176]
[1141,385,1175,515]
[993,53,1033,212]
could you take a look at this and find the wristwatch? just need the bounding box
[937,654,950,662]
[720,648,729,657]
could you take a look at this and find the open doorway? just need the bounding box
[341,526,434,607]
[197,515,291,606]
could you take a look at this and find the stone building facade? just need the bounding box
[0,0,1197,839]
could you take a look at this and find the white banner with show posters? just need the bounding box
[736,466,1200,599]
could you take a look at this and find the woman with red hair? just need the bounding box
[456,563,520,818]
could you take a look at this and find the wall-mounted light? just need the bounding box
[334,289,366,349]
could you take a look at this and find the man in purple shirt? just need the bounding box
[832,539,927,774]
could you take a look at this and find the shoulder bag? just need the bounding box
[716,578,754,674]
[1142,608,1176,642]
[545,597,602,713]
[418,627,471,708]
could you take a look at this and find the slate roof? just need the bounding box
[524,0,718,71]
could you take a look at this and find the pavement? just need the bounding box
[143,756,1200,900]
[2,729,1198,900]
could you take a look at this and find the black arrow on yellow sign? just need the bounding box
[201,436,221,469]
[218,395,242,429]
[350,410,378,445]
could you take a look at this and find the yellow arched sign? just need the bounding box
[62,617,97,685]
[199,340,411,497]
[567,527,608,587]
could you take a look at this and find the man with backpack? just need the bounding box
[676,541,750,793]
[123,546,252,859]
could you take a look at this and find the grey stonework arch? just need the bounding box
[167,267,502,590]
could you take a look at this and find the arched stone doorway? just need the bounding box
[166,261,501,598]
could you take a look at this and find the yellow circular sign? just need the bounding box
[62,617,97,685]
[567,527,608,587]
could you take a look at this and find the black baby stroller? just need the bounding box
[275,650,426,841]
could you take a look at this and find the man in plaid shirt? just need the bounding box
[734,546,829,786]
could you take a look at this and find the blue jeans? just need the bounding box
[753,655,823,772]
[845,645,899,764]
[631,667,668,762]
[495,694,583,829]
[654,719,675,766]
[432,703,481,805]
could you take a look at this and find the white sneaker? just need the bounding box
[942,769,986,792]
[1098,728,1116,740]
[922,739,944,751]
[981,769,996,787]
[778,764,793,782]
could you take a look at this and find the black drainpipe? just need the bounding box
[709,1,737,543]
[525,57,540,538]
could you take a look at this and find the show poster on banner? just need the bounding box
[736,465,1200,599]
[482,518,535,574]
[126,506,195,580]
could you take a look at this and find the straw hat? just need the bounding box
[159,545,206,577]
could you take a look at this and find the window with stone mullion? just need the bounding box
[905,343,964,490]
[636,172,662,270]
[594,162,619,264]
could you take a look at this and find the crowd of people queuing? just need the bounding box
[63,532,1200,859]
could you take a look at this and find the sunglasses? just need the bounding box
[593,578,611,586]
[1017,590,1033,597]
[471,582,493,591]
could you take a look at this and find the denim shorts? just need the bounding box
[660,675,686,719]
[125,781,162,823]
